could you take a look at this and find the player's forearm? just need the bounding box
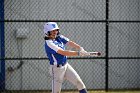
[64,50,78,56]
[57,50,78,56]
[67,41,81,50]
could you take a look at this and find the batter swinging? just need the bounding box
[44,22,91,93]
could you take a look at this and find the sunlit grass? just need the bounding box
[2,90,140,93]
[62,90,140,93]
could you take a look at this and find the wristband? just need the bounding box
[77,51,80,56]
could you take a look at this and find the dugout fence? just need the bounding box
[0,0,140,92]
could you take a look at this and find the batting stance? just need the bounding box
[43,22,100,93]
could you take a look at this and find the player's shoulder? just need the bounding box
[45,40,53,44]
[59,35,64,37]
[58,35,69,40]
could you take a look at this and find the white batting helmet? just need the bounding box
[44,22,59,34]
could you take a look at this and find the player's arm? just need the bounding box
[46,40,81,56]
[65,41,101,56]
[59,35,83,50]
[57,48,79,56]
[57,41,89,56]
[66,41,83,50]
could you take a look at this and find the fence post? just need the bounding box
[105,0,109,92]
[0,0,5,91]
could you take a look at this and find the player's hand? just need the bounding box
[79,47,90,56]
[79,50,90,56]
[80,47,85,51]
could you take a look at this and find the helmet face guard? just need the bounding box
[44,22,59,35]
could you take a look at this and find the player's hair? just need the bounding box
[44,35,60,40]
[44,36,49,40]
[44,30,60,40]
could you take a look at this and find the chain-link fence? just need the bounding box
[0,0,140,93]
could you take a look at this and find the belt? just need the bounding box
[57,62,66,67]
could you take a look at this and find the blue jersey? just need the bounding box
[45,35,69,65]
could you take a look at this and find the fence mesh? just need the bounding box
[109,23,140,57]
[0,0,140,93]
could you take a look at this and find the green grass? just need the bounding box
[62,90,140,93]
[2,90,140,93]
[88,91,140,93]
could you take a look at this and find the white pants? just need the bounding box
[49,63,86,93]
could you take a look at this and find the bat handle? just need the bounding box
[89,52,101,56]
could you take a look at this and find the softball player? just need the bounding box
[44,22,89,93]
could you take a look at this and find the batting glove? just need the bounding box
[79,50,90,56]
[80,47,86,52]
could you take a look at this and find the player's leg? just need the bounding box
[49,65,66,93]
[64,63,88,93]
